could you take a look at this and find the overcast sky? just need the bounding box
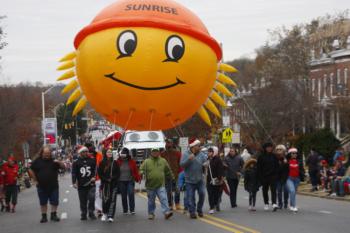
[0,0,349,84]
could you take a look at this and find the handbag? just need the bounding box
[208,160,222,186]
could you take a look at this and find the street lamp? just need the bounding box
[42,86,56,145]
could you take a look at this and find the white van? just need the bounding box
[120,130,166,166]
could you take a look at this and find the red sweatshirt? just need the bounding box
[288,159,299,178]
[2,163,19,186]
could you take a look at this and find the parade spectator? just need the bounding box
[140,148,173,220]
[206,147,224,214]
[224,147,244,208]
[286,148,304,212]
[0,156,5,212]
[161,138,182,210]
[333,147,345,164]
[240,148,252,163]
[180,138,207,219]
[72,146,97,221]
[330,160,346,197]
[98,148,120,222]
[257,142,279,211]
[320,160,331,191]
[275,145,289,209]
[244,159,259,211]
[116,147,141,215]
[2,155,19,213]
[29,146,65,223]
[306,149,320,192]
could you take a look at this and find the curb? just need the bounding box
[297,191,350,202]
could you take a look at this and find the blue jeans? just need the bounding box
[119,181,135,213]
[165,179,180,206]
[186,180,205,214]
[147,187,170,215]
[276,181,289,208]
[286,177,300,207]
[331,179,345,196]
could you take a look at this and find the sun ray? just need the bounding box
[57,69,76,81]
[66,88,82,105]
[61,79,78,95]
[57,61,75,71]
[215,82,233,97]
[219,63,238,73]
[73,96,87,116]
[59,51,76,62]
[204,98,221,117]
[198,106,211,126]
[217,73,237,87]
[210,91,226,107]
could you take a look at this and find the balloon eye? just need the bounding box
[117,30,137,58]
[164,35,185,62]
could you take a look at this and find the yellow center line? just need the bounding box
[204,214,260,233]
[137,192,245,233]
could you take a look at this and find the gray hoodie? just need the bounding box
[224,155,244,180]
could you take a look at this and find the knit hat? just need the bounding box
[288,148,298,154]
[262,142,273,150]
[189,138,201,147]
[77,146,89,154]
[209,146,219,156]
[275,144,286,151]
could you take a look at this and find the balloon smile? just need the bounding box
[105,72,185,90]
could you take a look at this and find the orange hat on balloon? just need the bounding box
[57,0,238,130]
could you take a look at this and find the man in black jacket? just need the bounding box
[257,142,279,211]
[72,146,97,220]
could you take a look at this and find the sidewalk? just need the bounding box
[297,182,350,202]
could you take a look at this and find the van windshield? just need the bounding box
[124,131,164,143]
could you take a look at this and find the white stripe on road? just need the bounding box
[63,198,68,203]
[61,212,67,219]
[65,190,70,194]
[319,210,332,214]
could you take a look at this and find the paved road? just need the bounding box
[1,175,349,233]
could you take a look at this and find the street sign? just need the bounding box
[222,128,233,143]
[179,137,189,153]
[231,133,241,144]
[222,116,230,127]
[22,142,30,159]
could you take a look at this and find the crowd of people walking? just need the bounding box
[1,138,350,224]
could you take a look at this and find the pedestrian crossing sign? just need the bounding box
[222,128,233,143]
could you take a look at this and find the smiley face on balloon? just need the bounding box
[57,0,237,130]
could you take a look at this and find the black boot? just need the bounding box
[88,212,97,220]
[81,213,87,221]
[50,212,60,222]
[40,213,48,223]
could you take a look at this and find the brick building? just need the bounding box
[310,36,350,138]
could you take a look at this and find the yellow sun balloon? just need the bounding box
[57,0,237,130]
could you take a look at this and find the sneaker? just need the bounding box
[248,206,252,211]
[164,211,173,220]
[50,212,60,222]
[272,204,278,212]
[209,209,214,214]
[289,207,298,212]
[330,193,337,197]
[190,213,197,219]
[123,212,129,215]
[264,205,269,211]
[108,217,114,222]
[101,214,107,222]
[197,212,204,218]
[40,214,48,223]
[251,207,256,212]
[148,214,155,220]
[130,211,136,215]
[89,213,97,220]
[81,214,87,221]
